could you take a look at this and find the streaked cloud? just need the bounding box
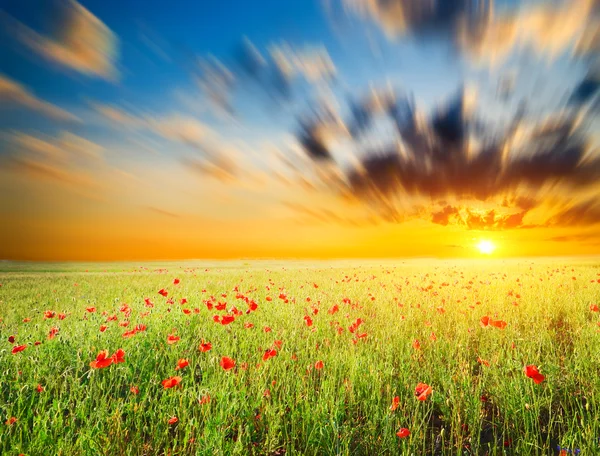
[0,74,79,121]
[8,0,118,80]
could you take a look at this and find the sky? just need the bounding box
[0,0,599,261]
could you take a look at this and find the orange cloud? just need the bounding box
[9,0,119,80]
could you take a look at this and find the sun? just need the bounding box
[477,240,496,255]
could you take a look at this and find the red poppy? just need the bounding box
[135,324,147,332]
[244,322,254,329]
[58,313,66,320]
[182,308,191,315]
[480,316,490,327]
[199,394,210,405]
[263,326,272,333]
[112,348,125,364]
[348,318,363,333]
[175,358,189,370]
[12,344,27,354]
[36,384,44,393]
[524,365,545,384]
[590,304,599,312]
[328,304,339,314]
[167,334,180,345]
[412,339,421,350]
[390,396,400,411]
[158,289,168,297]
[304,315,313,327]
[99,325,108,332]
[315,360,324,369]
[199,341,212,352]
[490,320,507,330]
[86,307,96,313]
[44,311,55,319]
[173,278,180,285]
[90,350,113,368]
[168,416,178,425]
[180,298,188,305]
[274,340,283,348]
[220,357,235,370]
[220,315,235,325]
[396,428,410,438]
[415,383,433,401]
[263,349,277,361]
[130,386,139,395]
[5,417,17,426]
[8,335,15,344]
[162,376,182,389]
[477,357,491,367]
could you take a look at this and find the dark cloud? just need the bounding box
[546,200,600,227]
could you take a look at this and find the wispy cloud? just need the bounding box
[7,0,119,80]
[0,74,79,121]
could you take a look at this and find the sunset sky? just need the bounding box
[1,0,599,260]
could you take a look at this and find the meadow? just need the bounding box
[1,258,599,455]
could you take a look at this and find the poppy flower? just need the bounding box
[480,316,490,327]
[524,365,545,384]
[182,309,191,315]
[173,278,180,285]
[44,311,55,319]
[415,383,433,401]
[12,344,27,354]
[180,298,188,305]
[99,325,108,332]
[130,386,139,395]
[477,357,491,367]
[86,307,96,313]
[220,357,235,370]
[135,324,146,332]
[396,428,410,438]
[58,313,66,320]
[162,376,182,389]
[8,335,15,344]
[158,289,168,297]
[390,396,400,411]
[168,416,178,425]
[412,339,421,350]
[199,395,210,405]
[175,358,189,370]
[220,315,235,325]
[36,384,44,393]
[90,350,113,369]
[263,326,272,333]
[167,334,180,345]
[328,304,339,314]
[112,348,125,364]
[5,417,17,426]
[315,360,324,369]
[590,304,599,312]
[490,320,507,330]
[122,329,137,338]
[304,315,313,327]
[274,340,283,348]
[199,341,212,352]
[244,322,254,329]
[262,349,277,361]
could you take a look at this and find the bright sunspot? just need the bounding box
[477,240,496,255]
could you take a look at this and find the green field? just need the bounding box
[1,259,599,455]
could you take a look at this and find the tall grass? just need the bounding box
[1,259,599,455]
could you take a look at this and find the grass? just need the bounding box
[1,258,599,455]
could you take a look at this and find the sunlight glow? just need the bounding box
[477,240,496,255]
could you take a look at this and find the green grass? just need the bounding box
[1,258,599,455]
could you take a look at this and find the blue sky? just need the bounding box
[1,0,599,260]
